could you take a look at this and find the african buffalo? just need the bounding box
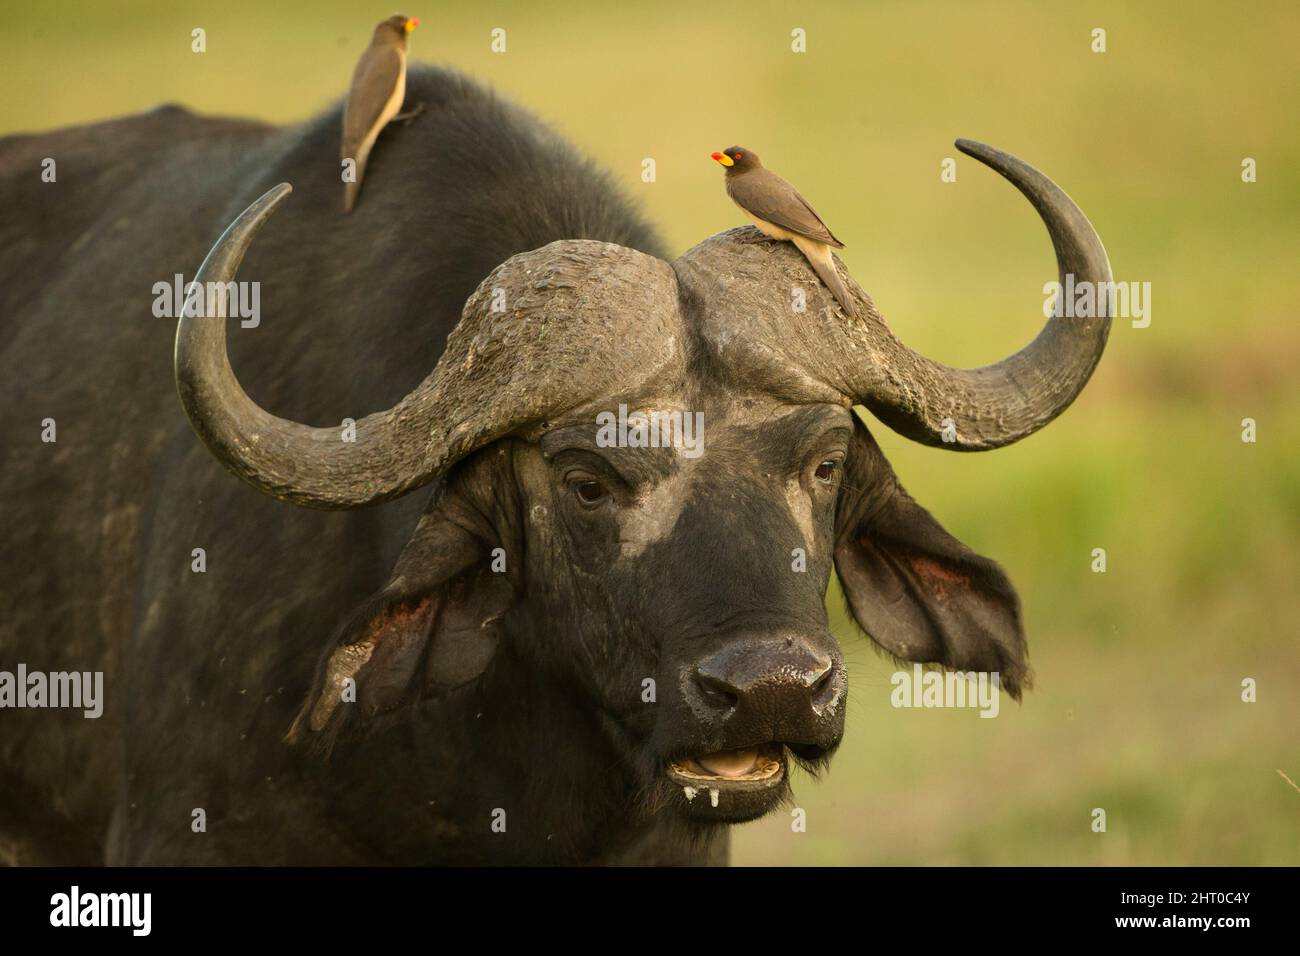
[0,64,1109,864]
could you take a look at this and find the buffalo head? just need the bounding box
[173,140,1109,824]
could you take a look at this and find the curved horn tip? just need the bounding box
[953,138,1016,172]
[189,182,294,282]
[223,182,294,236]
[247,181,294,218]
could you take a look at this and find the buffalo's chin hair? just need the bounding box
[786,741,837,780]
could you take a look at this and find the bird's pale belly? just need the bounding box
[745,213,802,243]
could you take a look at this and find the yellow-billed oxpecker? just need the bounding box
[711,146,857,317]
[341,14,420,213]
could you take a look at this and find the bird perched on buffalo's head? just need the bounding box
[711,146,857,317]
[341,14,421,213]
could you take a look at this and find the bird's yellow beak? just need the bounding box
[405,17,420,33]
[710,151,734,168]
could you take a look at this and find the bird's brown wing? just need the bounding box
[341,43,404,159]
[727,169,844,248]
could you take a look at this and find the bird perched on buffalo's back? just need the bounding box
[341,14,421,213]
[711,146,857,317]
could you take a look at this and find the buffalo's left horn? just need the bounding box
[683,140,1113,450]
[854,139,1113,449]
[174,183,683,509]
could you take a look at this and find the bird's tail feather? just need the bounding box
[794,236,858,318]
[342,150,370,214]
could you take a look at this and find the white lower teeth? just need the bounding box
[683,786,698,802]
[709,789,720,808]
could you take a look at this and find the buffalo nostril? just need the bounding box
[695,673,740,710]
[810,662,836,709]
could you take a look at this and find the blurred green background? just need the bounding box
[2,0,1296,864]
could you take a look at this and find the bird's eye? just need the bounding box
[733,153,742,160]
[814,460,840,484]
[572,479,609,506]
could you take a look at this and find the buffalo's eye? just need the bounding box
[572,479,610,506]
[814,460,840,484]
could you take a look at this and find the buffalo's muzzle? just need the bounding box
[689,633,844,741]
[665,632,845,820]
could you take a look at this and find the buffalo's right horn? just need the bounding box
[174,183,684,509]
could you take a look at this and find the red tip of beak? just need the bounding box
[710,152,723,161]
[410,18,420,28]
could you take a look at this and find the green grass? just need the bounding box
[2,0,1296,865]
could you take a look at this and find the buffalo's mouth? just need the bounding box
[666,744,789,820]
[669,745,785,789]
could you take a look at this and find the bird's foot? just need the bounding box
[394,101,426,125]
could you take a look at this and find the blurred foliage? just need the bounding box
[1,0,1296,864]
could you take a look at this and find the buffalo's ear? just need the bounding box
[833,418,1030,697]
[286,469,518,747]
